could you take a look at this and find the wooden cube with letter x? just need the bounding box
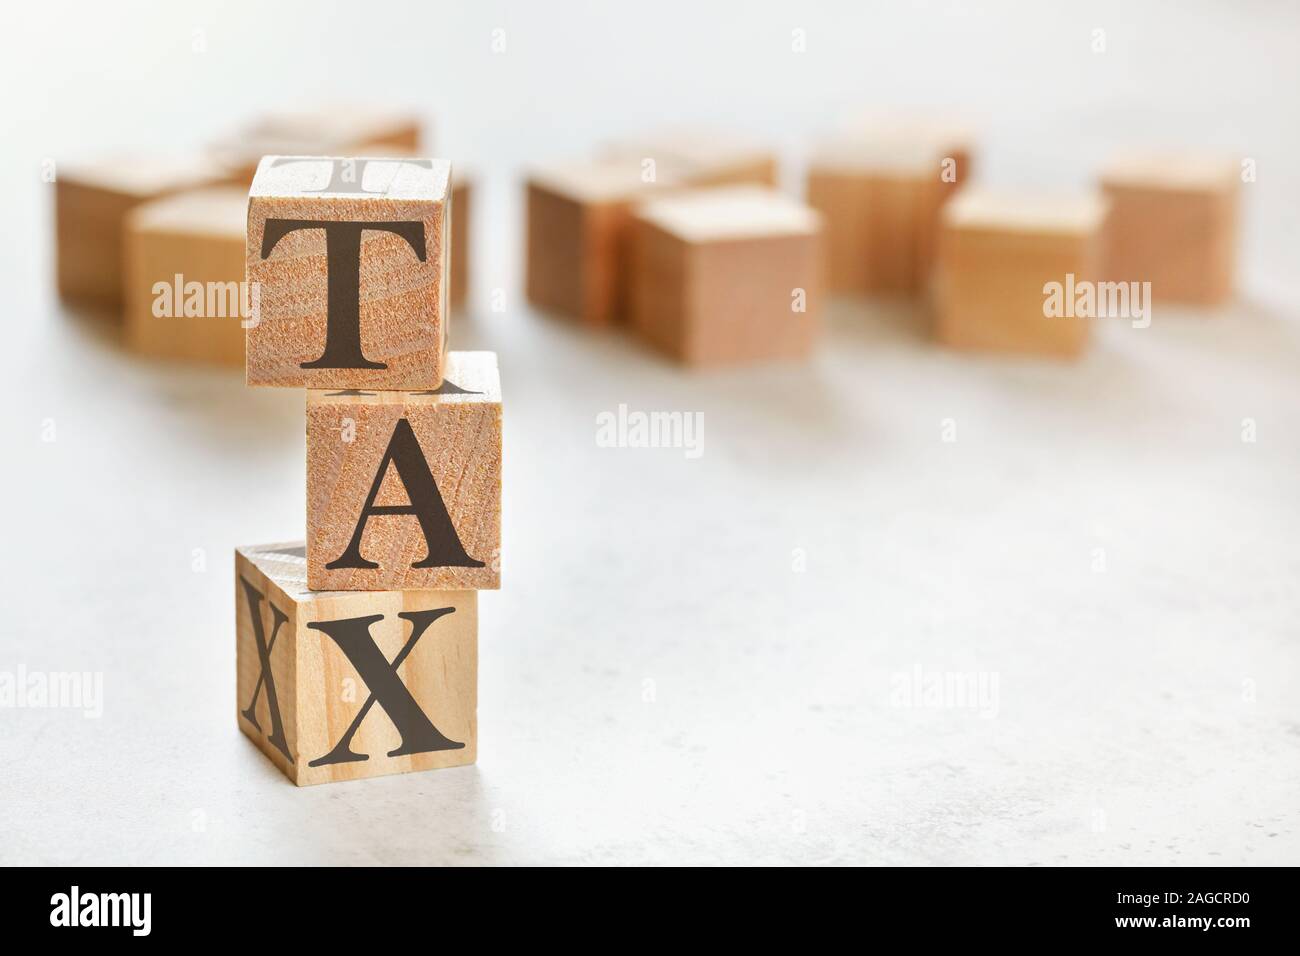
[236,542,476,785]
[246,155,451,389]
[306,351,501,592]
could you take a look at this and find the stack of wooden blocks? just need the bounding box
[525,129,824,366]
[54,107,473,367]
[234,155,500,786]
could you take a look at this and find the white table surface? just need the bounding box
[2,0,1298,865]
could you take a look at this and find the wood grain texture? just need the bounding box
[55,154,230,309]
[934,191,1108,359]
[123,187,247,364]
[306,351,501,591]
[525,156,687,326]
[236,542,476,786]
[630,187,822,365]
[1100,154,1239,306]
[245,155,451,389]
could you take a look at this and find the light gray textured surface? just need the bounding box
[1,1,1298,865]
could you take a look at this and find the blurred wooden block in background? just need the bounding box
[935,191,1108,359]
[1100,154,1239,306]
[123,187,249,365]
[236,542,476,786]
[246,155,450,389]
[525,156,685,326]
[306,351,501,592]
[55,154,230,310]
[212,106,423,184]
[806,135,962,296]
[451,171,471,311]
[603,128,778,187]
[630,186,821,365]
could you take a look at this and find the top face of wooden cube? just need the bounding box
[129,185,248,239]
[808,134,947,179]
[635,186,820,244]
[210,107,422,183]
[601,128,778,187]
[60,152,231,198]
[246,155,451,390]
[1100,154,1240,195]
[837,109,979,154]
[245,105,421,149]
[942,190,1109,239]
[528,155,687,205]
[249,154,448,202]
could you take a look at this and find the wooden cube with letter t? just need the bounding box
[246,155,451,389]
[306,351,501,592]
[236,542,476,785]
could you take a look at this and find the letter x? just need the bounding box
[239,576,292,761]
[307,607,464,767]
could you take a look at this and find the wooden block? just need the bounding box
[935,191,1108,359]
[246,155,451,389]
[212,106,423,185]
[629,186,821,365]
[837,110,977,187]
[604,128,778,187]
[805,136,955,296]
[123,187,248,364]
[236,541,476,786]
[451,172,471,310]
[306,351,501,591]
[55,154,230,309]
[525,156,686,326]
[1100,154,1239,305]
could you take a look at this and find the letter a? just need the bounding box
[326,418,485,571]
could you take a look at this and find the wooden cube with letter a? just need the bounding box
[1100,154,1239,305]
[246,155,451,389]
[525,156,685,326]
[236,542,476,786]
[629,186,822,365]
[935,191,1108,359]
[307,351,501,591]
[123,186,248,364]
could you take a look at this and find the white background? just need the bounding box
[1,1,1298,864]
